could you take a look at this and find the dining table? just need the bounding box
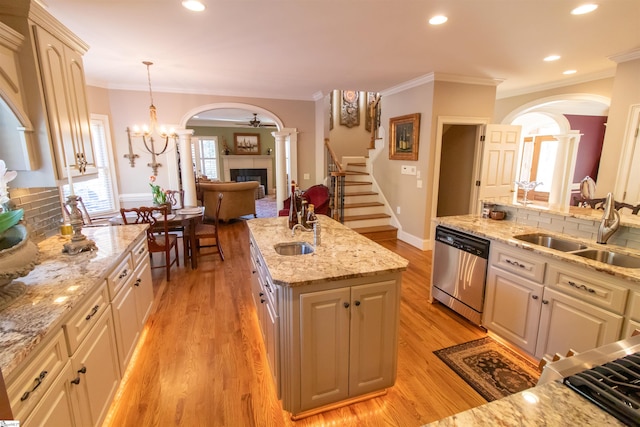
[109,206,204,269]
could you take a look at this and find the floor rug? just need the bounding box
[255,195,277,218]
[433,336,540,402]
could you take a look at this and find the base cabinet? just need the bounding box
[535,287,623,358]
[23,362,77,427]
[297,279,399,413]
[69,308,120,427]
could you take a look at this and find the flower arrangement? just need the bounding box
[149,175,168,205]
[222,138,231,155]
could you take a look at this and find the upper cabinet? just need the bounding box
[0,0,96,188]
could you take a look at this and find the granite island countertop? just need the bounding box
[423,381,625,426]
[434,214,640,284]
[247,215,408,287]
[0,224,148,378]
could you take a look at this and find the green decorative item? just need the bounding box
[0,208,23,235]
[149,175,167,205]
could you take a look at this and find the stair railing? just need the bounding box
[324,138,346,223]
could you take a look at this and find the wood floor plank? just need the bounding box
[103,219,489,427]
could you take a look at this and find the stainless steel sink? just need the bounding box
[274,242,314,256]
[571,249,640,268]
[514,233,588,252]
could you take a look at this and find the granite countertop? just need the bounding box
[247,215,409,287]
[423,381,625,426]
[0,224,147,378]
[435,215,640,284]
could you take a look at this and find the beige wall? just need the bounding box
[328,90,373,164]
[86,87,315,201]
[374,82,434,241]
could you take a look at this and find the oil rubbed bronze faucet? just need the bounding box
[597,192,620,244]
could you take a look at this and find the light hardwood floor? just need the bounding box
[103,220,488,427]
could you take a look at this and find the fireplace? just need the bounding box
[230,168,268,194]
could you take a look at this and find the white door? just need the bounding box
[478,124,522,204]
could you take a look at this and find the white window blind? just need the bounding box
[192,137,219,180]
[61,115,119,216]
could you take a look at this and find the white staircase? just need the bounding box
[339,159,397,241]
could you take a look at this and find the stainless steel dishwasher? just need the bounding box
[431,225,490,326]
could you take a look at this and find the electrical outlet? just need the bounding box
[401,165,417,175]
[396,206,401,214]
[417,180,423,188]
[416,170,421,179]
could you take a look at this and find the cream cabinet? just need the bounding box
[249,237,280,396]
[484,241,626,360]
[299,280,398,412]
[484,266,543,354]
[0,0,96,186]
[623,291,640,337]
[22,362,77,427]
[32,25,96,178]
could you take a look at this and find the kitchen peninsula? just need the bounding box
[247,215,408,418]
[0,224,152,426]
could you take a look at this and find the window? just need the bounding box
[192,136,219,180]
[61,114,119,216]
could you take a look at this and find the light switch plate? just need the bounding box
[303,173,310,180]
[401,165,417,175]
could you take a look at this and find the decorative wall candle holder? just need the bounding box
[62,195,97,255]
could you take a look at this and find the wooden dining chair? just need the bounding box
[120,206,180,281]
[188,193,224,261]
[165,189,184,210]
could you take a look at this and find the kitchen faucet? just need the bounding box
[291,221,321,247]
[597,192,620,244]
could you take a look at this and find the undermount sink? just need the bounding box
[274,241,314,256]
[571,249,640,269]
[514,233,588,252]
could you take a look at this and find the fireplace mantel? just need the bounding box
[222,155,273,188]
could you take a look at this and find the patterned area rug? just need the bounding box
[433,336,540,402]
[255,195,277,218]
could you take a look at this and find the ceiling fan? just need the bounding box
[236,113,277,128]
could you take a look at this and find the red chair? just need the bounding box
[278,184,330,217]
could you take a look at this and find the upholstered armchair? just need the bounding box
[278,184,330,217]
[198,181,259,221]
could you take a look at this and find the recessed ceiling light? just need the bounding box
[544,55,561,62]
[571,4,598,15]
[182,0,205,12]
[429,15,448,25]
[563,69,577,75]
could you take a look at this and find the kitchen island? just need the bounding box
[0,224,152,426]
[247,215,408,418]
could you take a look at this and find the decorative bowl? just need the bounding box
[0,224,39,309]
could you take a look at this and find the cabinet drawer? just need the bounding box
[63,282,110,355]
[546,263,628,315]
[107,254,134,299]
[131,236,149,267]
[490,242,546,283]
[7,330,68,422]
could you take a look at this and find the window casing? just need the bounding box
[192,136,219,180]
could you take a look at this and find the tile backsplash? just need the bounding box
[495,204,640,250]
[9,187,63,242]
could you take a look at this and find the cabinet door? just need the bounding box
[111,279,140,374]
[349,280,398,396]
[483,267,543,354]
[265,300,280,398]
[535,287,623,360]
[133,257,154,327]
[299,287,350,411]
[70,309,120,427]
[33,26,96,178]
[23,362,77,427]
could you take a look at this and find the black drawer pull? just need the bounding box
[78,366,87,375]
[134,278,142,287]
[20,370,48,401]
[70,377,80,385]
[568,280,596,294]
[118,269,129,279]
[85,305,100,321]
[505,259,525,268]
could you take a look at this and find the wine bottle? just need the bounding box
[288,181,298,229]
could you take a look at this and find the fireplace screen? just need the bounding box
[230,168,268,194]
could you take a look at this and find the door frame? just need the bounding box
[430,116,489,244]
[614,104,640,202]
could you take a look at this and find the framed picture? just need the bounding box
[234,133,261,155]
[389,113,420,161]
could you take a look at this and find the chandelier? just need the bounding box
[125,61,178,176]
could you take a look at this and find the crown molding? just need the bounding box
[496,69,616,100]
[609,47,640,64]
[381,72,500,97]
